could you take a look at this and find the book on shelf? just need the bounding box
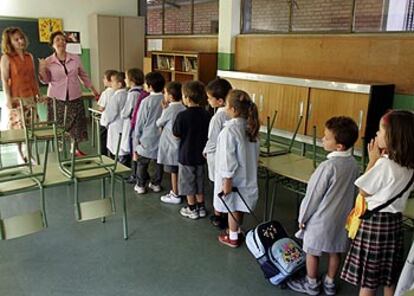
[156,56,174,71]
[183,57,198,72]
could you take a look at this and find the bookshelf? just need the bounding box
[151,51,217,84]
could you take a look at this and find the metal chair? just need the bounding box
[0,106,50,240]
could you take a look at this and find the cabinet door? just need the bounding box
[97,15,121,89]
[266,84,309,134]
[122,16,145,71]
[307,89,369,148]
[226,78,268,125]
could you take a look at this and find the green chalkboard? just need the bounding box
[0,16,54,90]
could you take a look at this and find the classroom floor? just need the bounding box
[0,132,411,296]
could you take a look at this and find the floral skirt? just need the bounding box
[47,98,88,142]
[8,97,38,129]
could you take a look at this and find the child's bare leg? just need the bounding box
[306,254,319,279]
[187,195,196,206]
[195,193,204,204]
[228,211,243,232]
[359,288,376,296]
[383,286,395,296]
[171,172,178,195]
[327,253,340,279]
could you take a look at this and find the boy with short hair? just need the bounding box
[173,80,211,219]
[287,116,360,296]
[203,78,232,227]
[133,72,165,194]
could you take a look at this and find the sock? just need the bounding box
[307,276,317,285]
[188,204,196,211]
[229,230,238,241]
[324,275,334,284]
[197,202,205,209]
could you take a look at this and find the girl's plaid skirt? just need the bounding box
[340,212,404,289]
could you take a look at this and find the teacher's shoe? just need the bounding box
[74,149,87,157]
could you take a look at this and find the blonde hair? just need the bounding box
[1,27,28,54]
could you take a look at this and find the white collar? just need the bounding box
[327,148,353,159]
[129,86,142,92]
[114,88,126,95]
[224,117,245,127]
[150,91,163,95]
[169,101,182,105]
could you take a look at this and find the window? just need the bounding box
[146,0,219,35]
[242,0,414,33]
[291,0,353,32]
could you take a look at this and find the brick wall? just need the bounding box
[147,0,218,34]
[250,0,384,32]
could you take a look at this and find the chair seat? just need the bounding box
[32,127,65,140]
[78,198,114,221]
[1,210,44,240]
[0,178,40,194]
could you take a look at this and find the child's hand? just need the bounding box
[367,138,381,163]
[222,178,232,196]
[202,152,207,159]
[299,223,305,230]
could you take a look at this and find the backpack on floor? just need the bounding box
[245,220,306,286]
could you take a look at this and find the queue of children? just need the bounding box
[98,68,414,296]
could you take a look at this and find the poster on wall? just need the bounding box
[64,31,82,54]
[38,18,63,43]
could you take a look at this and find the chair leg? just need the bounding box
[101,178,106,223]
[120,176,128,240]
[62,135,67,159]
[110,173,116,213]
[40,185,48,227]
[74,179,81,220]
[269,181,278,222]
[34,140,40,165]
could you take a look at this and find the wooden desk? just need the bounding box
[259,153,315,221]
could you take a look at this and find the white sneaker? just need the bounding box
[148,182,161,193]
[160,191,182,205]
[198,206,207,218]
[180,206,199,220]
[134,184,146,194]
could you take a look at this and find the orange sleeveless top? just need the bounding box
[7,52,39,98]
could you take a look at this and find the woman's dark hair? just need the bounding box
[165,81,182,102]
[113,71,126,88]
[227,89,260,142]
[382,110,414,169]
[325,116,359,150]
[126,68,144,86]
[182,80,207,105]
[49,31,66,46]
[206,78,232,101]
[145,71,165,92]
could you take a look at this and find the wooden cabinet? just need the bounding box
[89,14,145,90]
[307,89,369,148]
[151,51,217,85]
[220,70,394,151]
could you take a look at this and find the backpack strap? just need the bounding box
[361,171,414,219]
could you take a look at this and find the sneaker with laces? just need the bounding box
[218,231,241,248]
[148,182,161,193]
[198,206,207,218]
[287,277,321,296]
[180,206,199,219]
[160,191,182,205]
[134,184,146,194]
[323,278,336,296]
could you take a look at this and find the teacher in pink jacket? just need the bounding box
[39,31,99,156]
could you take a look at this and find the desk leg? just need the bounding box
[269,180,278,221]
[91,116,96,148]
[264,168,269,222]
[101,178,106,223]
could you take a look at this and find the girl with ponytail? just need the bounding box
[213,89,260,248]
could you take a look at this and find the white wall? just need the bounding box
[0,0,138,47]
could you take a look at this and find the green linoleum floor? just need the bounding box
[0,128,412,296]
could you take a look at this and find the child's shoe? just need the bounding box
[322,275,336,296]
[148,182,161,193]
[134,184,146,194]
[287,276,321,296]
[160,191,182,204]
[179,206,199,219]
[218,231,241,248]
[197,206,207,218]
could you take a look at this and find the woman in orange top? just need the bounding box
[0,27,39,162]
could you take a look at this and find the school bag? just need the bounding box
[217,188,306,286]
